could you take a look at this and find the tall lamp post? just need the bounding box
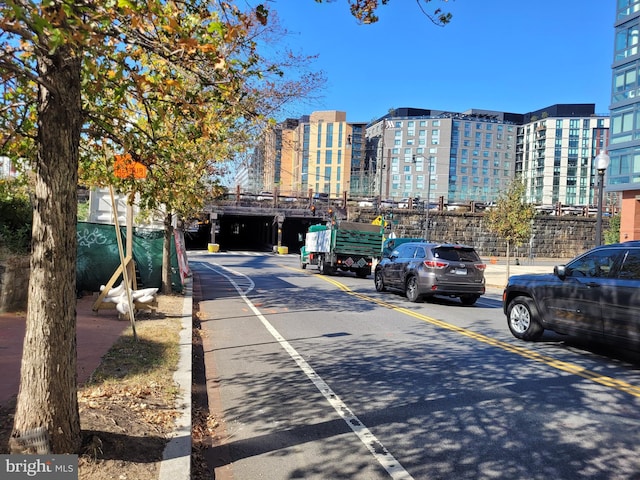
[424,156,433,241]
[595,151,611,247]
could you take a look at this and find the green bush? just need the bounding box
[604,214,621,245]
[0,179,32,255]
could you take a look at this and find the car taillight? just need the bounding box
[424,260,447,269]
[474,263,486,271]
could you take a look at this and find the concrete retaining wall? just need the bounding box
[0,256,29,313]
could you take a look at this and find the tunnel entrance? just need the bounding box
[185,214,324,253]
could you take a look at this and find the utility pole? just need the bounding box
[425,156,432,241]
[378,118,390,212]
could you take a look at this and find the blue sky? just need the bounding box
[264,0,615,124]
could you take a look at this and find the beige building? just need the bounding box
[260,111,363,199]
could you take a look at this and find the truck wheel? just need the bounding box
[319,256,330,275]
[507,296,543,341]
[405,276,422,302]
[374,270,386,292]
[356,269,368,279]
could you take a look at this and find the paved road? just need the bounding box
[192,251,640,480]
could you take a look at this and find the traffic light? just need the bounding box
[328,207,333,217]
[310,205,316,216]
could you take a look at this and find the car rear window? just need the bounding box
[433,247,480,262]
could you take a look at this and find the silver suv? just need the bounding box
[374,242,486,305]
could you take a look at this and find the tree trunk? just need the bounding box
[505,240,511,284]
[11,45,82,454]
[162,212,173,294]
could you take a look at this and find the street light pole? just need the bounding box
[377,119,387,213]
[424,155,432,241]
[595,151,611,247]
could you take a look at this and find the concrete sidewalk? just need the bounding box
[482,258,570,289]
[0,296,130,407]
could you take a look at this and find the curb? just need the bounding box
[159,278,193,480]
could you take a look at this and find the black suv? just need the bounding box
[503,241,640,348]
[374,242,486,305]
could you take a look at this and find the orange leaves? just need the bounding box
[113,154,147,179]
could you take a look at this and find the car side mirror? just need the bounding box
[554,265,567,279]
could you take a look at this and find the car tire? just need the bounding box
[374,270,386,292]
[507,296,543,341]
[460,294,480,306]
[405,276,421,302]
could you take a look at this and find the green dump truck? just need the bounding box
[300,221,384,278]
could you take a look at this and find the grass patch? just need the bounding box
[77,295,186,480]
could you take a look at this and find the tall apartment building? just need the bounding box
[516,104,609,207]
[609,0,640,240]
[366,108,521,204]
[364,106,610,207]
[260,111,366,198]
[254,105,610,208]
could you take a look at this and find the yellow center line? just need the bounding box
[288,265,640,398]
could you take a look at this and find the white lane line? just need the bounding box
[198,262,255,295]
[206,262,414,480]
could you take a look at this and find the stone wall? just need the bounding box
[348,209,604,259]
[0,255,29,313]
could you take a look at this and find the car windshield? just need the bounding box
[433,246,480,262]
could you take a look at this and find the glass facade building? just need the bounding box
[609,0,640,240]
[609,0,640,189]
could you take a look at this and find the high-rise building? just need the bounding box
[609,0,640,240]
[255,105,610,208]
[365,106,610,208]
[516,104,609,207]
[366,108,521,204]
[260,111,364,199]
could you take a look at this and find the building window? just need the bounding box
[325,150,332,164]
[611,108,635,143]
[615,22,640,61]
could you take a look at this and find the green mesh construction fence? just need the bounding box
[77,222,182,293]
